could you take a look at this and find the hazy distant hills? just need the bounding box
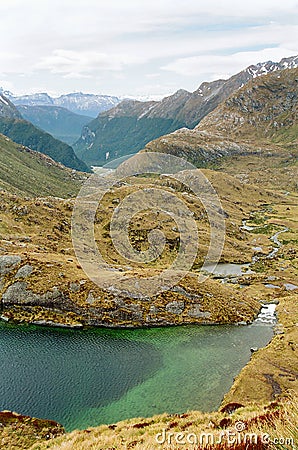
[145,67,298,166]
[7,92,121,118]
[0,93,90,172]
[74,55,298,166]
[17,105,93,145]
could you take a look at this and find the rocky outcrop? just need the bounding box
[0,253,259,328]
[0,255,22,275]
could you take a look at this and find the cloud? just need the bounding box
[37,50,123,74]
[161,47,298,78]
[36,49,146,80]
[0,0,297,95]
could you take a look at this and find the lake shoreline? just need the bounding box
[0,318,275,432]
[0,299,278,332]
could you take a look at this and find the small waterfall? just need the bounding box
[254,303,277,325]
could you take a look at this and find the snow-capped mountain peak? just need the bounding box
[6,92,121,118]
[245,55,298,78]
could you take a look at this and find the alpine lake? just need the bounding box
[0,317,274,431]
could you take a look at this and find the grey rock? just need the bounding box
[110,303,143,321]
[86,291,96,304]
[264,284,281,289]
[2,281,28,303]
[284,283,298,291]
[69,282,80,292]
[0,255,21,275]
[188,305,211,319]
[0,314,9,322]
[171,286,202,300]
[14,264,33,279]
[165,300,185,315]
[266,276,277,281]
[113,297,127,308]
[31,320,83,328]
[2,282,65,306]
[42,202,54,208]
[149,305,159,314]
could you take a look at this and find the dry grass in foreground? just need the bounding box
[28,395,297,450]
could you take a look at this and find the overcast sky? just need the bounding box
[0,0,297,98]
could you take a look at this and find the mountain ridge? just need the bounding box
[0,93,90,172]
[145,67,298,167]
[74,55,298,166]
[0,94,22,120]
[6,91,121,118]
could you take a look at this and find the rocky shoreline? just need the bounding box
[0,252,261,329]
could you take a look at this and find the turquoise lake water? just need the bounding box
[0,321,273,431]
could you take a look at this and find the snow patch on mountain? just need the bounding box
[0,95,9,106]
[245,55,298,79]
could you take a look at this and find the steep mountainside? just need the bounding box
[198,68,298,143]
[74,94,188,166]
[0,94,90,172]
[0,94,22,119]
[145,68,298,167]
[74,55,298,166]
[8,92,121,117]
[17,105,92,145]
[0,133,85,197]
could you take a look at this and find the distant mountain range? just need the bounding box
[73,55,298,166]
[0,94,90,172]
[1,54,297,173]
[17,105,93,145]
[5,92,121,118]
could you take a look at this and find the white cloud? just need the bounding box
[37,50,122,74]
[0,0,297,95]
[162,47,298,78]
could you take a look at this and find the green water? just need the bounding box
[0,321,273,431]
